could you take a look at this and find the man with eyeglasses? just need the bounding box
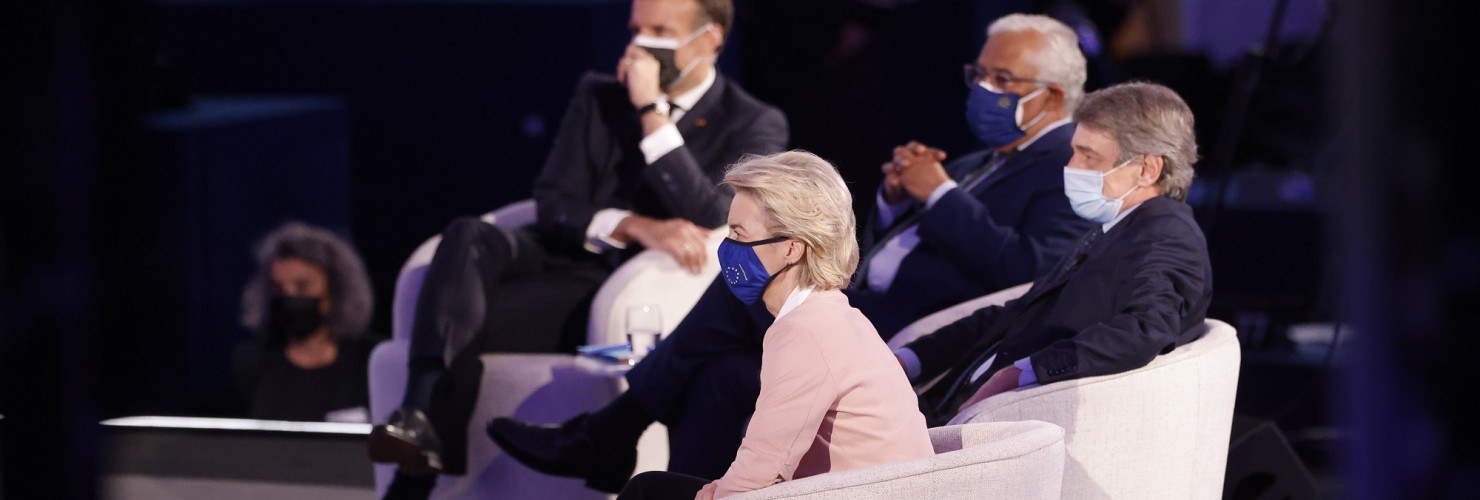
[486,12,1092,492]
[855,12,1098,338]
[367,0,788,497]
[900,80,1211,427]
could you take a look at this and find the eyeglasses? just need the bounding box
[963,64,1050,90]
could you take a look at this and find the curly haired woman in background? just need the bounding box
[233,221,384,422]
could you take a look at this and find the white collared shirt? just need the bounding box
[584,67,718,253]
[865,117,1074,292]
[1103,199,1143,233]
[896,195,1150,385]
[774,285,816,321]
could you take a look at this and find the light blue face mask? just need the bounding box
[1062,158,1141,224]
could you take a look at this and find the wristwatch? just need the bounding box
[637,99,671,118]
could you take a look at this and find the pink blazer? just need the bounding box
[715,289,935,497]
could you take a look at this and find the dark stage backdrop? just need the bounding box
[138,0,1012,415]
[143,0,637,413]
[125,0,1325,422]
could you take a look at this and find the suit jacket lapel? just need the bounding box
[966,123,1075,195]
[1012,225,1109,308]
[675,75,726,136]
[967,149,1031,194]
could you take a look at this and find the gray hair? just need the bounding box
[240,221,374,339]
[987,13,1089,111]
[723,151,859,291]
[1073,82,1200,201]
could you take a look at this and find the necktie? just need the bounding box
[1061,227,1102,275]
[931,337,1004,419]
[849,151,1011,288]
[956,150,1011,190]
[931,226,1103,418]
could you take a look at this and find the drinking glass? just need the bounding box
[625,305,663,365]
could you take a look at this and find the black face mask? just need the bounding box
[269,295,324,341]
[639,46,683,89]
[632,24,711,90]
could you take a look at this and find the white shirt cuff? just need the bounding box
[894,347,923,381]
[875,189,913,228]
[925,180,959,210]
[639,124,684,165]
[583,209,632,254]
[1014,357,1037,386]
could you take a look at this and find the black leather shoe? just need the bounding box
[369,407,445,476]
[486,414,636,493]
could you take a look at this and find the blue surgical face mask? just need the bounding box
[717,236,790,304]
[1063,158,1141,224]
[965,81,1047,148]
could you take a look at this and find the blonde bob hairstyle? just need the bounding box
[723,150,859,291]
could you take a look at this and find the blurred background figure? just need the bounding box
[5,0,1477,499]
[232,221,383,422]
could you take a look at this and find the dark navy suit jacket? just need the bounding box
[907,195,1214,424]
[848,124,1094,337]
[531,72,788,254]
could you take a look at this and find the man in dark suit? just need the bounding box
[900,81,1212,427]
[367,0,788,492]
[488,13,1094,491]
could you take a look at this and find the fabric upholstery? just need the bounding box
[369,199,721,498]
[952,319,1241,500]
[886,282,1034,350]
[726,421,1065,500]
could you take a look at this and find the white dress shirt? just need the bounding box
[865,117,1074,292]
[583,68,718,253]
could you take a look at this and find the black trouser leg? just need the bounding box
[665,351,761,479]
[399,217,546,474]
[403,217,531,407]
[623,277,772,423]
[615,471,710,500]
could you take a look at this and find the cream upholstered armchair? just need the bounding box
[952,319,1240,499]
[887,282,1241,500]
[886,282,1035,352]
[727,420,1065,500]
[367,200,722,499]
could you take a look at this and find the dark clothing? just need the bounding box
[851,124,1091,337]
[406,220,607,366]
[663,352,762,479]
[909,195,1214,425]
[401,71,788,473]
[531,72,790,249]
[616,471,710,500]
[625,278,772,420]
[232,332,382,422]
[619,126,1088,473]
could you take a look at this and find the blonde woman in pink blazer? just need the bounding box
[617,151,935,499]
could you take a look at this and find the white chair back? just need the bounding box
[954,320,1242,500]
[727,420,1066,500]
[371,199,716,498]
[887,282,1034,350]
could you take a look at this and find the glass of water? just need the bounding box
[625,305,663,365]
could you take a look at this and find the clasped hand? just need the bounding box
[880,141,949,204]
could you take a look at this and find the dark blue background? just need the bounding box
[7,0,1431,498]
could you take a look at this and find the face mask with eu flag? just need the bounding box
[965,80,1047,148]
[716,236,791,304]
